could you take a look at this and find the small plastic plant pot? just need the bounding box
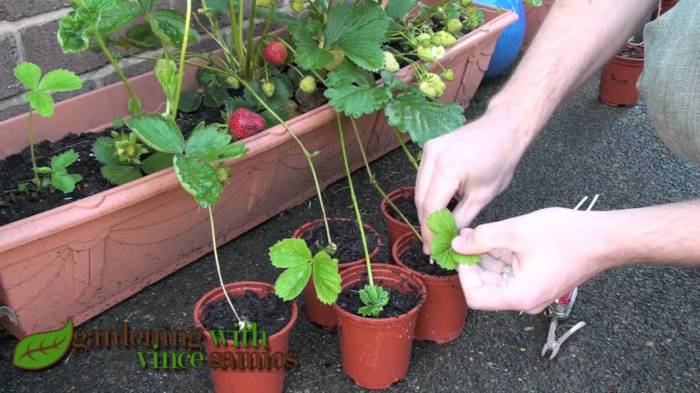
[599,44,645,107]
[380,187,418,252]
[193,281,298,393]
[293,218,382,330]
[392,233,468,344]
[333,263,427,390]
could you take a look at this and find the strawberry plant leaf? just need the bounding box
[185,122,232,160]
[141,151,174,174]
[173,154,222,208]
[358,284,389,317]
[51,150,79,170]
[150,9,199,48]
[428,209,481,269]
[311,251,341,305]
[179,91,203,113]
[12,319,73,370]
[274,263,312,301]
[38,69,83,93]
[269,238,312,268]
[128,114,185,154]
[324,62,391,118]
[52,171,83,194]
[287,20,334,70]
[324,3,388,71]
[13,63,42,90]
[385,0,415,19]
[385,92,465,146]
[154,59,178,107]
[26,91,54,117]
[101,164,143,185]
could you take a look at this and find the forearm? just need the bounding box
[487,0,657,149]
[591,200,700,269]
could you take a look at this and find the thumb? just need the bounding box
[451,220,519,254]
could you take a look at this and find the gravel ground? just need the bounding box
[1,73,699,393]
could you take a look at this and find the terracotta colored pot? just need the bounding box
[652,0,677,19]
[392,233,467,343]
[0,5,516,338]
[334,263,426,390]
[193,281,298,393]
[599,45,645,107]
[523,0,555,50]
[294,218,382,330]
[380,187,418,252]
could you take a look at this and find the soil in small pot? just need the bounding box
[301,219,379,263]
[401,238,455,277]
[337,282,421,318]
[618,46,643,59]
[387,193,457,227]
[201,289,292,340]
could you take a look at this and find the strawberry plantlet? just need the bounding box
[269,238,341,304]
[34,150,84,194]
[13,62,82,190]
[358,284,390,317]
[427,209,481,269]
[92,131,173,185]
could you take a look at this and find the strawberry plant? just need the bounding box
[12,62,82,191]
[269,238,341,305]
[427,209,481,269]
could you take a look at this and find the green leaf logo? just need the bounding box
[13,319,73,370]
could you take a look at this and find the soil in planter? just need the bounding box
[202,289,292,340]
[337,282,421,318]
[387,194,457,227]
[301,219,378,263]
[618,46,643,59]
[0,91,327,226]
[401,238,455,277]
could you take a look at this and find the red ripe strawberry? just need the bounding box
[228,108,265,139]
[263,41,287,66]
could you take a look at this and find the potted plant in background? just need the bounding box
[599,40,644,107]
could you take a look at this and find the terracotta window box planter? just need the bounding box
[0,5,516,338]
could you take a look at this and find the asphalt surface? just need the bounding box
[1,72,699,393]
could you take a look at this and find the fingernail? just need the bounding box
[452,236,468,251]
[423,244,430,255]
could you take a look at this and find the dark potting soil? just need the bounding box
[202,289,292,339]
[619,46,643,59]
[301,219,379,264]
[401,238,455,277]
[386,193,457,227]
[337,282,422,318]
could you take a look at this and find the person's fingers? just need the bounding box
[452,219,519,255]
[458,268,519,311]
[456,264,482,289]
[476,267,503,285]
[418,173,460,254]
[415,147,437,251]
[478,253,506,273]
[451,190,491,229]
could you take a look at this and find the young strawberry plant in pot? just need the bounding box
[391,210,481,343]
[599,41,645,107]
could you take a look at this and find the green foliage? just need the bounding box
[385,91,465,147]
[14,63,82,117]
[385,0,416,19]
[324,62,391,118]
[270,238,341,305]
[57,0,140,53]
[173,154,223,207]
[155,59,178,112]
[149,8,199,48]
[34,150,84,194]
[93,131,166,185]
[524,0,544,6]
[127,114,185,154]
[427,209,481,270]
[358,284,390,317]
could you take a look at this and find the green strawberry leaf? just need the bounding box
[358,284,389,317]
[324,3,388,71]
[38,69,82,94]
[269,238,312,268]
[311,251,341,305]
[274,263,312,301]
[324,62,391,118]
[51,171,83,194]
[128,114,185,154]
[179,91,203,113]
[101,164,143,185]
[51,150,79,170]
[385,0,416,19]
[26,91,54,117]
[154,59,178,107]
[427,209,481,270]
[13,63,42,90]
[220,143,247,160]
[385,92,465,146]
[140,151,174,174]
[185,122,232,161]
[287,20,334,70]
[150,9,199,48]
[12,319,73,370]
[173,154,223,207]
[92,136,119,165]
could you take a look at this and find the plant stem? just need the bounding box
[208,206,243,326]
[93,28,141,116]
[336,114,373,286]
[237,77,334,248]
[27,110,40,187]
[244,0,257,79]
[171,0,193,120]
[349,118,423,242]
[393,127,420,171]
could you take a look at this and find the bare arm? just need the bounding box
[416,0,659,252]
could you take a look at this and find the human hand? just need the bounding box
[451,208,613,314]
[415,109,532,253]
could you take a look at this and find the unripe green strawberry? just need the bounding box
[432,31,457,47]
[465,7,484,30]
[299,76,316,93]
[420,73,446,98]
[383,51,400,72]
[262,81,275,97]
[416,33,432,48]
[442,68,454,81]
[447,18,463,33]
[417,45,445,62]
[226,75,240,89]
[291,0,303,12]
[216,166,230,183]
[419,81,437,98]
[324,49,345,71]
